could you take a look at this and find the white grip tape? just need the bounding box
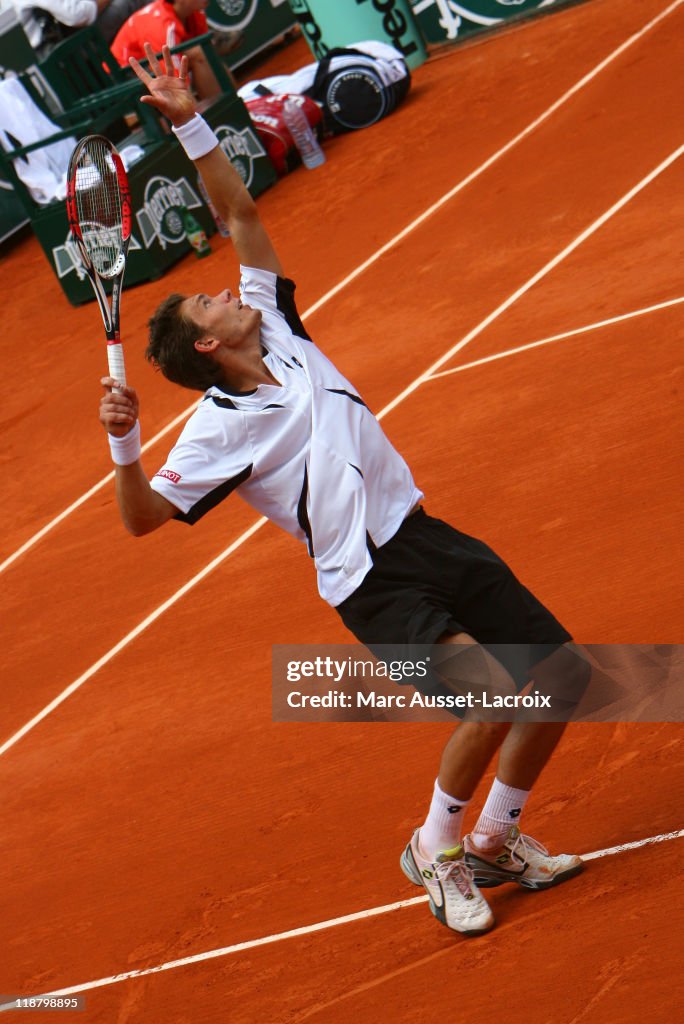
[172,114,219,160]
[107,343,127,388]
[108,420,141,466]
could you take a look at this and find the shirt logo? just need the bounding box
[155,469,182,484]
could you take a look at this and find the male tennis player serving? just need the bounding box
[100,45,590,936]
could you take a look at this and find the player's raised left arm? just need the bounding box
[130,43,283,275]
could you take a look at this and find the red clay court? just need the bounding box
[1,0,683,1020]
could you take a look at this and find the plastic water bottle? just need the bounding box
[282,98,326,170]
[181,206,211,259]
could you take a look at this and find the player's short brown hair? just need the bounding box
[146,293,223,392]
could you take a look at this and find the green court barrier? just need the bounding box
[202,92,277,197]
[288,0,427,68]
[34,141,204,305]
[206,0,297,69]
[33,98,274,305]
[409,0,578,46]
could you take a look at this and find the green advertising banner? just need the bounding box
[410,0,573,45]
[32,99,274,306]
[0,182,28,245]
[206,0,297,69]
[288,0,427,68]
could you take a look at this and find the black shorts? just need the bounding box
[336,508,572,695]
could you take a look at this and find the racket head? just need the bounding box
[66,135,132,281]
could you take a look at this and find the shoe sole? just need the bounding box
[466,857,585,890]
[400,844,494,936]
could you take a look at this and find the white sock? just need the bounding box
[471,778,529,850]
[419,779,469,860]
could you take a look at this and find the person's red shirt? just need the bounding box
[111,0,208,66]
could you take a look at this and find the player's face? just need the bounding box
[184,289,261,347]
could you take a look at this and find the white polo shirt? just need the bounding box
[150,266,422,606]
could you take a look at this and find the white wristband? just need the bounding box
[172,114,219,160]
[108,421,141,466]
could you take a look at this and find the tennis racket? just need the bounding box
[66,135,132,387]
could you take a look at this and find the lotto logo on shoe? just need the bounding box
[155,469,182,484]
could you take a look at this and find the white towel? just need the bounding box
[237,40,408,102]
[0,76,76,204]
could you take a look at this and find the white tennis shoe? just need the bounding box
[464,826,584,890]
[400,830,495,936]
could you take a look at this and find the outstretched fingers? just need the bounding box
[144,41,163,77]
[161,44,175,77]
[128,53,152,86]
[129,43,190,96]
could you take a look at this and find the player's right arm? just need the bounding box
[99,378,178,536]
[130,43,283,275]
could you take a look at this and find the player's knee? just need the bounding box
[558,647,591,700]
[533,645,592,711]
[467,720,512,743]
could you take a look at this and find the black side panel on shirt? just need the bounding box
[324,388,368,407]
[297,465,314,556]
[174,465,253,525]
[276,277,312,341]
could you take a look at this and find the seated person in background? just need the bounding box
[97,0,148,45]
[111,0,223,99]
[12,0,109,59]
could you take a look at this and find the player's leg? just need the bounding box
[422,633,516,855]
[400,633,515,936]
[463,644,588,889]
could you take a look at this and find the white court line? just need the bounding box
[1,0,681,579]
[0,518,267,758]
[424,296,684,381]
[1,147,681,761]
[0,828,681,1010]
[377,145,684,420]
[0,406,199,577]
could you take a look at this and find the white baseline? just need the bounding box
[0,829,681,1009]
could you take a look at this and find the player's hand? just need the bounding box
[99,377,139,438]
[129,43,195,128]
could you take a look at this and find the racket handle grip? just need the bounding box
[107,343,127,390]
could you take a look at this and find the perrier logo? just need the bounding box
[136,175,203,250]
[53,224,142,281]
[214,125,266,190]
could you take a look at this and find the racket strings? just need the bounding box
[73,139,124,277]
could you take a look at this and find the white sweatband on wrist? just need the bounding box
[108,421,141,466]
[172,114,219,160]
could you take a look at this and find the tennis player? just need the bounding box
[100,45,590,937]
